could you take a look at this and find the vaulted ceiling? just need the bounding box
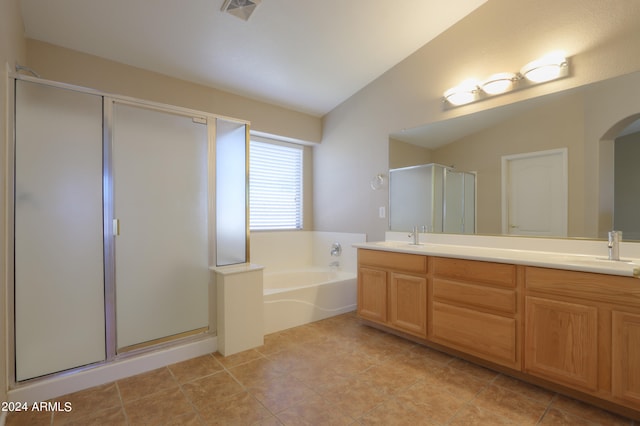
[19,0,486,116]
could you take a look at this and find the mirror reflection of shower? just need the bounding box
[389,163,476,234]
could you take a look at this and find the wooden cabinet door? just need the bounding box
[358,267,388,323]
[524,296,598,391]
[389,272,427,338]
[612,310,640,405]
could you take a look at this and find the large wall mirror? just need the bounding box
[389,70,640,241]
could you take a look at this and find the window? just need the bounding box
[249,138,303,230]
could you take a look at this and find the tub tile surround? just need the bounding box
[6,313,635,425]
[250,231,366,274]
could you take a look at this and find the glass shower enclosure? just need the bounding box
[10,77,248,382]
[389,163,476,234]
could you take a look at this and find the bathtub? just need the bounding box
[263,267,357,334]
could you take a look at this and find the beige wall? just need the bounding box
[388,138,431,170]
[1,0,27,403]
[25,40,320,230]
[315,0,640,241]
[26,40,322,145]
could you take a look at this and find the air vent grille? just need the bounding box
[221,0,261,21]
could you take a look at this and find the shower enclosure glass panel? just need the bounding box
[112,102,209,350]
[444,170,476,234]
[14,80,106,381]
[215,119,248,266]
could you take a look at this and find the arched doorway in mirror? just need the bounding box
[598,114,640,239]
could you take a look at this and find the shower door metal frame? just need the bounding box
[7,73,250,388]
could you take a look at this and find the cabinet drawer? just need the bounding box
[525,267,640,307]
[432,301,518,368]
[433,279,516,314]
[358,249,427,274]
[433,257,516,288]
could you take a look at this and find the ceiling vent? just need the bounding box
[221,0,261,21]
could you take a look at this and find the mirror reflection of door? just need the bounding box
[502,148,568,237]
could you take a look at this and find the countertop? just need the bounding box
[354,241,640,278]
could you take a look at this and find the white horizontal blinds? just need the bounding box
[250,140,303,230]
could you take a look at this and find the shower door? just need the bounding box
[111,101,210,351]
[14,80,106,381]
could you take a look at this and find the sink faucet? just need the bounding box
[409,225,423,245]
[608,230,622,261]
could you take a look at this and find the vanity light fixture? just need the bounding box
[443,51,569,109]
[480,72,518,95]
[520,51,568,83]
[444,79,480,106]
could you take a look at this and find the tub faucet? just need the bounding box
[330,242,342,256]
[329,260,340,270]
[608,230,622,261]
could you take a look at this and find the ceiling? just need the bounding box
[19,0,486,116]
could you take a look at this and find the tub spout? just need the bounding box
[329,260,340,270]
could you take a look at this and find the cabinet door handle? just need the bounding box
[113,219,120,236]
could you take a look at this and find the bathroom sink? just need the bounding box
[554,255,636,266]
[371,241,422,248]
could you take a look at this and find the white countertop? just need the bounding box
[354,241,640,278]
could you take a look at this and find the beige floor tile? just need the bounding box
[549,395,634,426]
[359,362,422,396]
[539,407,598,425]
[359,396,439,426]
[31,312,639,426]
[228,357,287,388]
[51,382,121,420]
[275,394,353,426]
[6,409,52,426]
[124,387,195,426]
[182,371,245,410]
[395,380,469,424]
[470,383,549,425]
[449,403,517,425]
[117,367,178,402]
[421,363,489,401]
[169,354,224,383]
[196,391,271,425]
[322,375,388,419]
[53,405,126,426]
[246,375,318,414]
[492,374,555,405]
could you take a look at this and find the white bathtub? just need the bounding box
[263,267,357,334]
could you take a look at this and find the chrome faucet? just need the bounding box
[409,225,422,245]
[608,230,622,261]
[330,242,342,257]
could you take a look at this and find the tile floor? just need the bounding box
[6,312,638,425]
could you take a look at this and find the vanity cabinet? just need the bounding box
[357,249,428,338]
[357,247,640,418]
[612,310,640,405]
[525,266,640,407]
[431,257,520,369]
